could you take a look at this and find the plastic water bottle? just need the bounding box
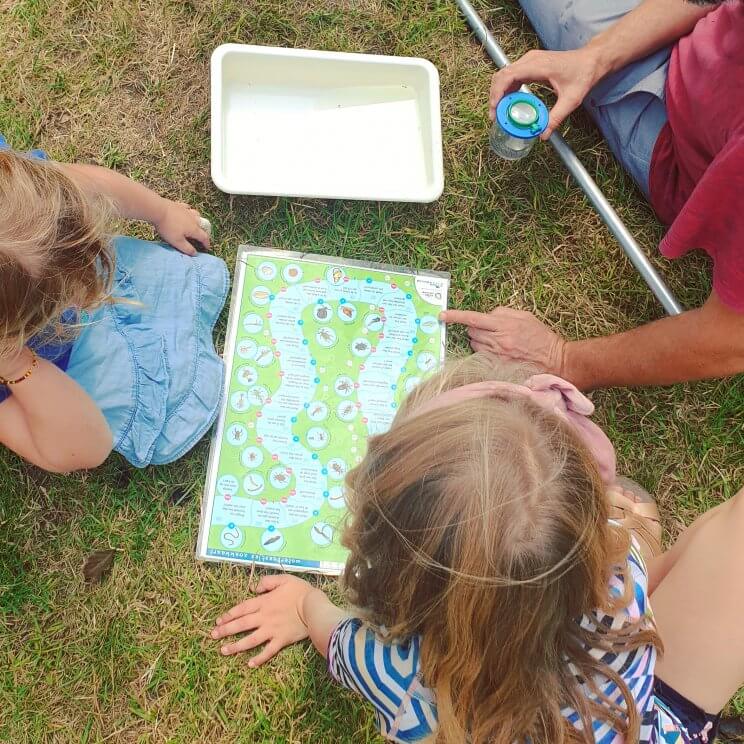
[489,92,549,161]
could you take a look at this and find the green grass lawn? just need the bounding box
[1,0,743,741]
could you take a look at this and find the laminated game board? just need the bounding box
[197,247,449,574]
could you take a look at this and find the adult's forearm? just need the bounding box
[564,297,744,390]
[585,0,714,79]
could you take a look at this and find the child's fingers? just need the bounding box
[211,611,262,640]
[220,628,269,656]
[248,641,282,668]
[215,597,260,625]
[254,574,287,594]
[173,237,197,256]
[190,225,211,249]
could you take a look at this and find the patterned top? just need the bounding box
[328,541,694,743]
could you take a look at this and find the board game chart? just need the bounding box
[197,247,450,574]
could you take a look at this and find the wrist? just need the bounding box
[151,195,170,229]
[299,587,328,628]
[561,340,593,392]
[582,38,621,82]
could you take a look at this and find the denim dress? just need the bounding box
[0,136,229,467]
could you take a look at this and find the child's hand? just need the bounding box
[153,199,211,256]
[211,574,315,667]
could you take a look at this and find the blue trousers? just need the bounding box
[518,0,670,197]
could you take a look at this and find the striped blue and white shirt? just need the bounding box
[327,542,689,743]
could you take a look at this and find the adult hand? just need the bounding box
[211,574,315,667]
[153,199,211,256]
[441,307,567,376]
[488,47,606,139]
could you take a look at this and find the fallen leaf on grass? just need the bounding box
[169,487,194,507]
[719,718,744,742]
[82,549,116,585]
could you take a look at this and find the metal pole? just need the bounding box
[455,0,683,316]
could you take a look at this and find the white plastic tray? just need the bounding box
[210,44,444,202]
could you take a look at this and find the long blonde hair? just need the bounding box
[343,354,660,744]
[0,149,114,356]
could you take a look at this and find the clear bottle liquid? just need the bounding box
[490,93,548,161]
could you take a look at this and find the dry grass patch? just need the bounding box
[1,0,743,741]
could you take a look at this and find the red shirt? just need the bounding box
[649,2,744,311]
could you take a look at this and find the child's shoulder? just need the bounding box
[328,618,436,744]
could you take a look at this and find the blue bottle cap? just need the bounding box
[496,92,549,139]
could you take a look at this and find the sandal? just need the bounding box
[607,476,663,561]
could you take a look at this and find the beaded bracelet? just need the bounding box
[0,351,39,386]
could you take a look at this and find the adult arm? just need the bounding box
[442,289,744,390]
[489,0,716,137]
[59,162,210,256]
[0,348,112,472]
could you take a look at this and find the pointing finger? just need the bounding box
[440,309,499,331]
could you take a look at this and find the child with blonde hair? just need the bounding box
[212,354,741,743]
[0,137,227,471]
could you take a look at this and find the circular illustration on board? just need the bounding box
[282,264,303,283]
[220,524,244,549]
[242,313,264,334]
[418,315,440,335]
[250,286,272,306]
[254,346,275,367]
[315,327,338,348]
[306,426,330,450]
[313,304,333,323]
[217,475,239,497]
[416,351,437,373]
[336,400,358,422]
[327,486,346,510]
[337,303,357,323]
[230,390,251,413]
[404,376,422,395]
[236,338,258,360]
[241,446,264,469]
[310,521,334,547]
[363,312,385,332]
[307,401,329,422]
[235,365,258,386]
[260,528,285,552]
[350,337,372,358]
[269,466,292,490]
[326,266,345,286]
[225,423,248,446]
[247,385,270,406]
[255,261,277,281]
[242,472,265,497]
[326,457,348,481]
[334,376,355,397]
